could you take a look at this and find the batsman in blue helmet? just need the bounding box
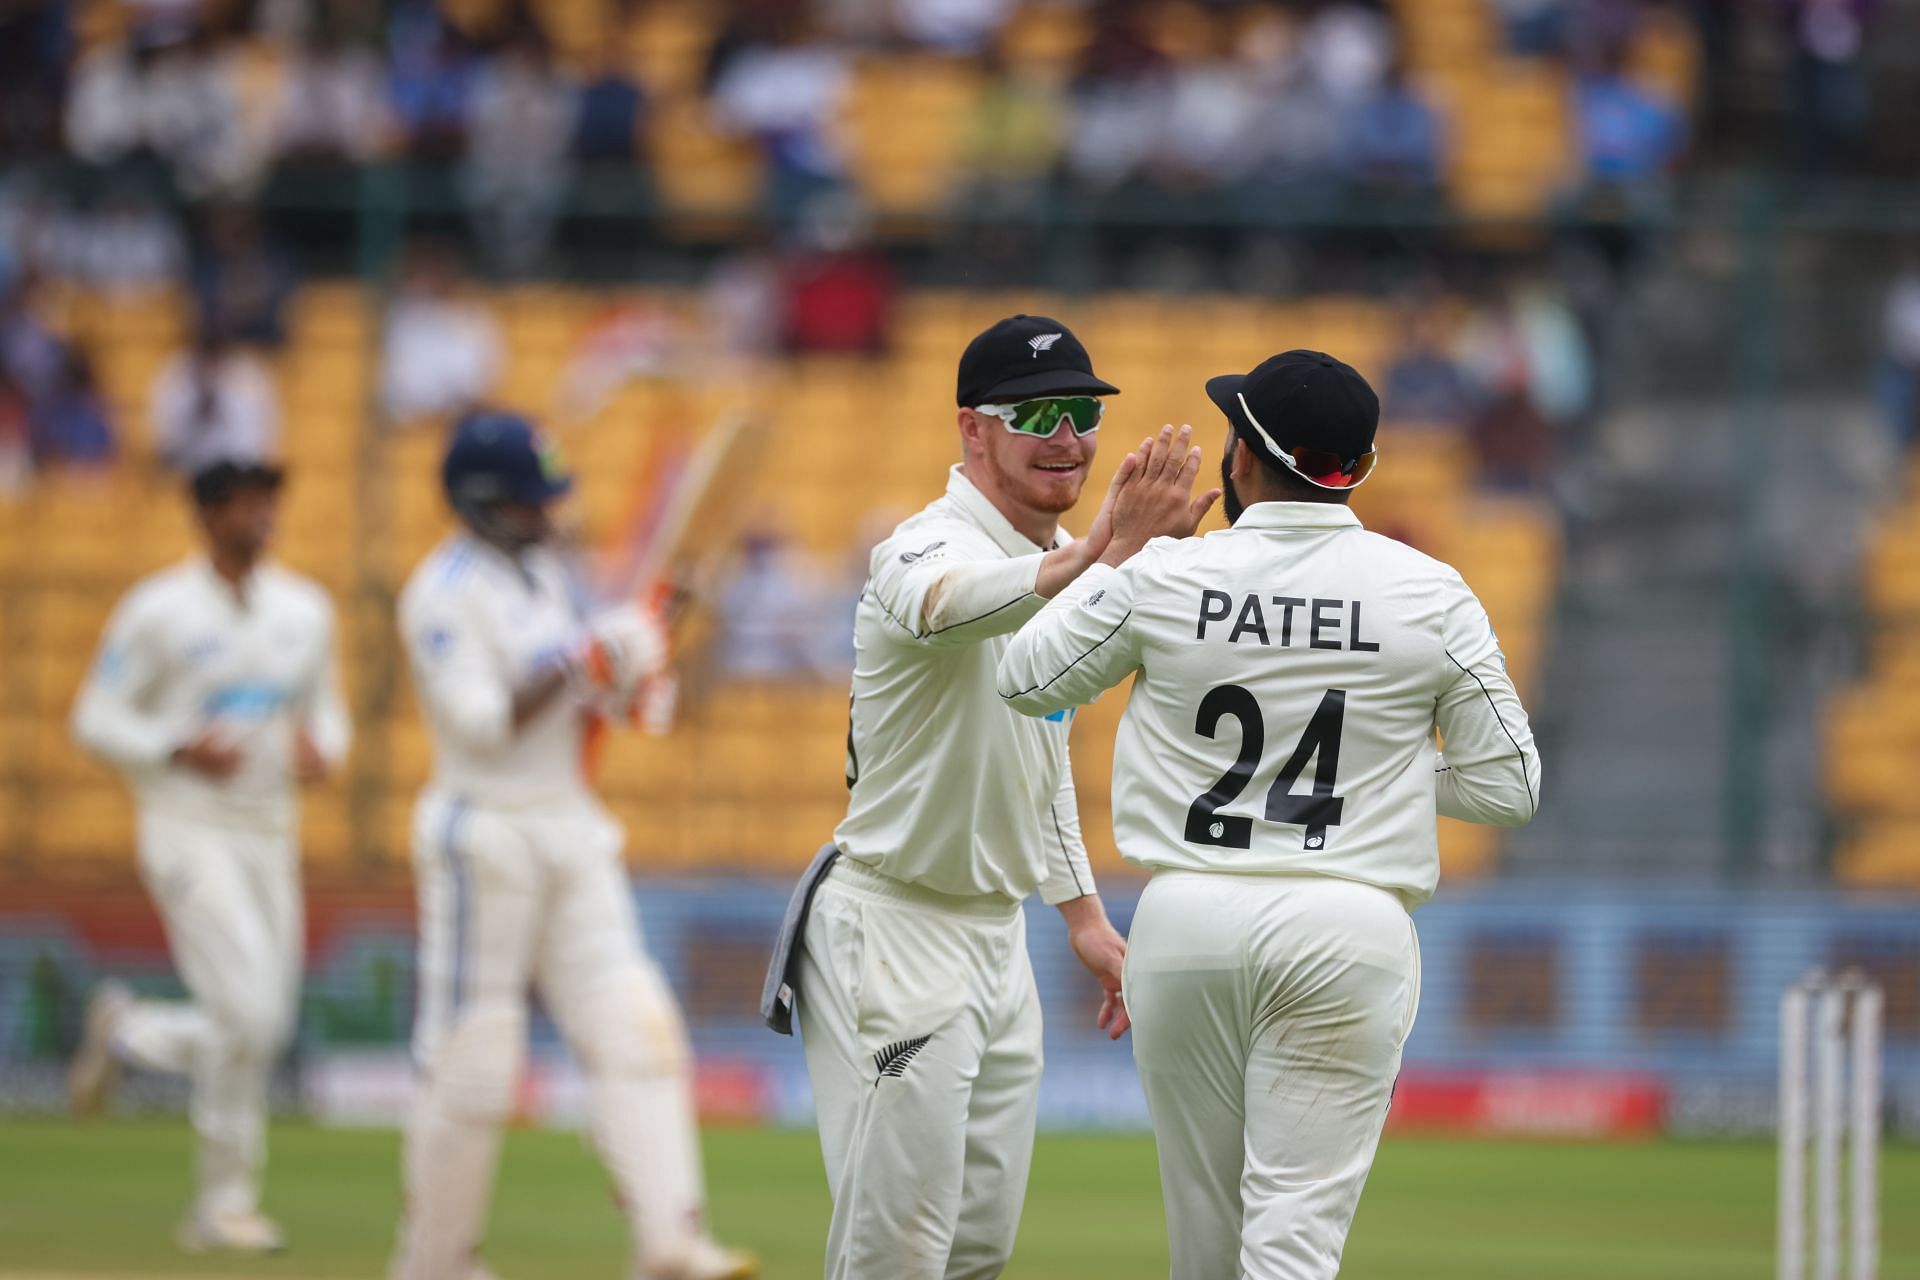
[392,409,757,1280]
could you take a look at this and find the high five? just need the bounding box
[998,351,1541,1279]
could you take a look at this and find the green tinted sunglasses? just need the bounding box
[975,396,1105,439]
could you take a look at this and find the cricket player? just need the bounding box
[765,316,1193,1279]
[391,411,753,1280]
[68,459,350,1253]
[999,352,1543,1279]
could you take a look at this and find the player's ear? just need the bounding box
[1226,432,1255,482]
[957,408,986,454]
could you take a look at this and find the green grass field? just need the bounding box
[2,1120,1916,1278]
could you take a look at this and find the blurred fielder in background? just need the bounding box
[1000,353,1542,1278]
[392,411,754,1280]
[763,316,1208,1278]
[67,459,350,1254]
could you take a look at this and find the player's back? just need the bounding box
[1111,502,1530,905]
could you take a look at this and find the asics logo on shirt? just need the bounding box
[899,541,947,564]
[203,682,291,718]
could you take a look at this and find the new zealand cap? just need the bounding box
[956,315,1119,407]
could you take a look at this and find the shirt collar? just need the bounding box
[194,554,259,607]
[945,464,1064,556]
[1228,501,1365,532]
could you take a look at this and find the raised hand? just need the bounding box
[1099,424,1222,567]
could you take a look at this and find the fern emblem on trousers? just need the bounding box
[873,1034,933,1084]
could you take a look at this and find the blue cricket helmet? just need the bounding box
[441,409,573,514]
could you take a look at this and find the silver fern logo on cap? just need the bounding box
[1029,333,1062,356]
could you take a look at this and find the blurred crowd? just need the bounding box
[0,0,1719,251]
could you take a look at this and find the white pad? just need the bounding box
[394,1005,527,1280]
[422,1003,527,1120]
[574,963,690,1081]
[573,966,707,1275]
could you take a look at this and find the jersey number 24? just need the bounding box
[1184,686,1346,851]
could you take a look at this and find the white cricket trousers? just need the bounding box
[796,857,1042,1280]
[115,810,303,1219]
[1125,870,1421,1280]
[394,787,709,1280]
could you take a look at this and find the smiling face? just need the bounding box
[958,405,1100,524]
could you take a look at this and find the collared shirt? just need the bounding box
[398,533,593,807]
[72,556,349,831]
[833,465,1096,905]
[997,501,1541,907]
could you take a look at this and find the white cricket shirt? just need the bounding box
[71,557,349,831]
[997,501,1541,906]
[833,465,1096,906]
[399,533,595,807]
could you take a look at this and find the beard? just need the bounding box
[1221,453,1246,525]
[984,442,1083,514]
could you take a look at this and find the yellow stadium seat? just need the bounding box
[5,280,1562,883]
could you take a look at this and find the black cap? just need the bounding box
[1205,350,1379,468]
[190,459,284,508]
[956,315,1119,407]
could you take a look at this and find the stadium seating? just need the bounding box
[5,283,1559,887]
[1826,496,1920,885]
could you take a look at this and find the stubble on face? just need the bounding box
[974,412,1096,516]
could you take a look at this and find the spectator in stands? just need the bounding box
[1245,8,1342,189]
[68,184,184,294]
[703,237,783,360]
[463,22,573,274]
[710,10,853,225]
[379,240,502,426]
[1063,0,1170,193]
[386,0,477,159]
[1302,0,1395,104]
[1341,55,1445,200]
[166,16,271,198]
[1150,17,1263,193]
[149,326,281,474]
[571,49,647,163]
[1491,0,1568,57]
[275,20,391,165]
[779,195,896,355]
[65,34,161,174]
[1459,279,1592,490]
[1878,254,1920,449]
[190,205,295,349]
[0,369,31,497]
[715,528,833,682]
[0,0,73,157]
[956,48,1067,275]
[66,20,266,197]
[1569,46,1685,203]
[894,0,1016,54]
[1784,0,1875,173]
[1382,305,1478,427]
[0,277,65,408]
[31,347,116,468]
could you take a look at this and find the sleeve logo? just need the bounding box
[898,541,947,564]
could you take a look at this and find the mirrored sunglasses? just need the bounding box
[975,396,1105,439]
